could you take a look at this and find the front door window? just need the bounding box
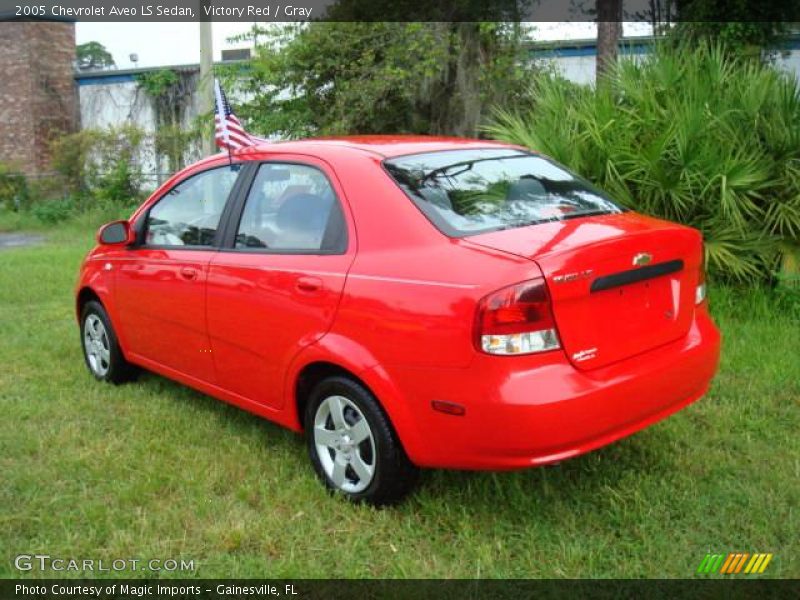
[146,166,239,247]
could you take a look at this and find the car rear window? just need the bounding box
[383,148,624,237]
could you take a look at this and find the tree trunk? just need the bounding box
[453,22,483,136]
[426,23,484,137]
[596,0,622,82]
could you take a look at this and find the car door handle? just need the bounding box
[179,267,199,281]
[296,276,322,293]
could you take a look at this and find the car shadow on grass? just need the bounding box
[421,431,676,498]
[132,369,682,518]
[135,370,299,444]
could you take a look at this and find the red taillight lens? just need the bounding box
[476,278,561,355]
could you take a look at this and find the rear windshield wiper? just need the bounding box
[559,209,618,221]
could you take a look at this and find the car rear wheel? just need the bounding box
[305,376,418,506]
[80,300,137,384]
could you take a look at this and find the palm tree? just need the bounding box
[596,0,622,81]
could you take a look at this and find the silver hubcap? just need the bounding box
[83,314,111,377]
[314,395,376,494]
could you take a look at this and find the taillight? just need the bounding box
[695,244,707,305]
[476,278,561,355]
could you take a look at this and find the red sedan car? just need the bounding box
[76,136,720,504]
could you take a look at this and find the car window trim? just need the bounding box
[218,159,349,256]
[132,161,252,251]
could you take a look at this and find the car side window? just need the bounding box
[145,166,239,247]
[235,163,347,253]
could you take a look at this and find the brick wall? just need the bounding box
[0,21,78,177]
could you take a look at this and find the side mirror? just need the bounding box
[97,220,133,246]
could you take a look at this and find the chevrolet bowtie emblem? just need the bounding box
[633,252,652,266]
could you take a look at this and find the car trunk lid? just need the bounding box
[466,212,703,370]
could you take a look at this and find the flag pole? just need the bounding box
[199,13,214,156]
[213,78,234,168]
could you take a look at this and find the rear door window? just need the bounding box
[234,163,347,254]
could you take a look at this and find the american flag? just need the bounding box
[214,79,262,151]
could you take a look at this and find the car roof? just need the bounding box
[203,135,525,163]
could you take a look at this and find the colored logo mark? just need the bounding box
[696,553,773,575]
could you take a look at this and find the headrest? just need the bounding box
[507,177,546,201]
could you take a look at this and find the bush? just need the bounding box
[49,124,148,208]
[1,126,151,230]
[486,44,800,283]
[31,197,76,225]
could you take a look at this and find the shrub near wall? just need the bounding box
[50,124,148,207]
[20,125,151,224]
[487,44,800,284]
[0,164,28,211]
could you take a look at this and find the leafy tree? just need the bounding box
[224,21,534,138]
[76,41,115,71]
[639,0,800,51]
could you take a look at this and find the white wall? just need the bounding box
[545,54,596,85]
[79,80,158,185]
[78,72,206,187]
[775,49,800,79]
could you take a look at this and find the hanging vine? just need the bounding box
[136,69,201,173]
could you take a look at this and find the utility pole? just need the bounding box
[199,5,214,155]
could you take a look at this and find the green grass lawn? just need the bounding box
[1,216,798,579]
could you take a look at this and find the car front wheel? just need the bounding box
[305,376,418,506]
[80,300,137,384]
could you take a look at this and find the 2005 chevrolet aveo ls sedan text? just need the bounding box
[76,136,721,505]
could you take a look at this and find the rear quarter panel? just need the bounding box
[321,152,543,369]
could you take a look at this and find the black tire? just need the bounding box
[304,376,419,506]
[80,300,137,384]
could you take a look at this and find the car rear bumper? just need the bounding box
[386,309,721,470]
